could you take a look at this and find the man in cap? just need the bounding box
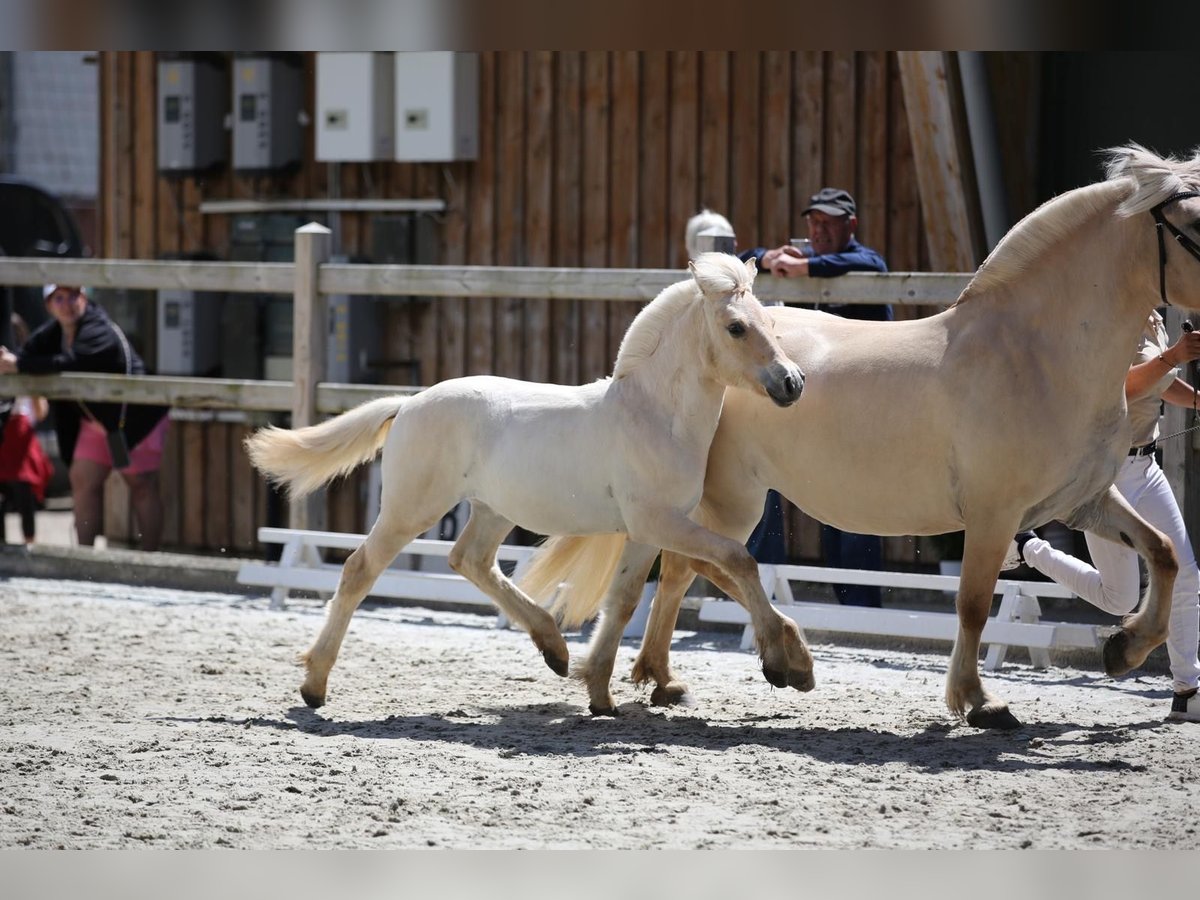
[741,187,892,321]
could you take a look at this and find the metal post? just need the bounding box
[290,222,331,531]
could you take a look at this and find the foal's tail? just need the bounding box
[244,395,407,499]
[519,533,629,629]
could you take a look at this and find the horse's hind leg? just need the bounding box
[1069,487,1177,677]
[576,540,661,715]
[631,550,699,706]
[447,502,570,677]
[300,513,431,708]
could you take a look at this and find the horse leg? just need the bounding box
[1067,487,1177,676]
[628,511,814,694]
[300,513,430,708]
[945,523,1022,729]
[447,502,570,677]
[631,550,699,706]
[574,540,661,715]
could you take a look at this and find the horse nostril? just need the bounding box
[784,373,801,398]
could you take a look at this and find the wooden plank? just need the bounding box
[230,423,257,552]
[793,51,825,230]
[203,422,232,551]
[888,53,926,318]
[494,52,525,380]
[825,51,857,192]
[180,420,206,548]
[437,160,469,383]
[895,51,978,272]
[0,258,293,293]
[760,51,791,251]
[551,52,582,385]
[466,52,497,376]
[698,50,730,246]
[524,51,553,384]
[159,416,181,547]
[98,53,116,256]
[639,52,670,268]
[667,52,699,274]
[729,52,761,245]
[131,52,157,260]
[607,51,640,364]
[112,53,134,259]
[857,51,889,256]
[580,51,610,383]
[412,165,442,385]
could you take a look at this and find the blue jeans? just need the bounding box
[821,524,883,607]
[746,490,787,564]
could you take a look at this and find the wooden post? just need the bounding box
[291,222,331,531]
[896,51,980,272]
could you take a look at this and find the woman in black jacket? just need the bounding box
[0,284,170,549]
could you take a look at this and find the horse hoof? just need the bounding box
[762,665,788,688]
[589,703,619,717]
[1102,630,1133,677]
[788,670,816,693]
[650,683,691,707]
[300,687,325,709]
[543,648,570,678]
[965,704,1021,730]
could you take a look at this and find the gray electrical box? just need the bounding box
[157,54,229,173]
[394,52,479,162]
[157,289,224,376]
[232,54,304,171]
[315,52,395,162]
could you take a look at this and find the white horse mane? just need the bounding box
[962,143,1200,299]
[613,252,754,378]
[685,208,735,259]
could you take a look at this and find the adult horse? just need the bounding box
[522,144,1200,729]
[245,253,810,711]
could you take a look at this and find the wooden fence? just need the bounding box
[0,238,969,558]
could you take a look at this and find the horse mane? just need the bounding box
[685,208,734,259]
[959,143,1200,300]
[613,252,753,378]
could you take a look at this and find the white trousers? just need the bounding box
[1022,454,1200,692]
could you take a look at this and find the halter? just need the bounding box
[1150,190,1200,306]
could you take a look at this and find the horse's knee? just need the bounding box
[1146,534,1179,583]
[955,594,991,634]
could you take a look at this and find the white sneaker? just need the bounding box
[1167,688,1200,722]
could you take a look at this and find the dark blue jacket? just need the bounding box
[740,237,892,321]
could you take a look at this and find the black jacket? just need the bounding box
[17,301,169,465]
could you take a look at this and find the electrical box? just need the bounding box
[315,52,395,162]
[157,290,224,376]
[326,292,380,384]
[393,52,478,162]
[232,54,304,171]
[157,54,228,173]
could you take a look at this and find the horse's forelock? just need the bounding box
[690,252,754,297]
[1104,143,1200,217]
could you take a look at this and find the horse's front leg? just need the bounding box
[628,511,814,695]
[576,540,662,715]
[1067,486,1177,676]
[945,524,1022,729]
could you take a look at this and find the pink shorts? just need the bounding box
[75,416,170,474]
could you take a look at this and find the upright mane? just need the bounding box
[613,252,754,378]
[685,208,734,259]
[960,143,1200,300]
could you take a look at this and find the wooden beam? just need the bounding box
[896,51,979,272]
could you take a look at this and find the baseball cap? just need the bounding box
[43,284,84,299]
[802,188,856,218]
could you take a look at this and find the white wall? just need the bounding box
[10,51,98,200]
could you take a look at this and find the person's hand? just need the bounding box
[770,250,810,278]
[761,246,790,271]
[0,346,18,374]
[1164,330,1200,366]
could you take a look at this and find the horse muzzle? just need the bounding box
[763,364,804,407]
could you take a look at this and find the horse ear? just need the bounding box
[687,260,697,277]
[744,257,757,277]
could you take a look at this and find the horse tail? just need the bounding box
[244,395,407,500]
[519,533,629,629]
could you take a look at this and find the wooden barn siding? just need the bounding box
[99,50,940,565]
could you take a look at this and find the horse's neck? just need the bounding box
[613,302,727,442]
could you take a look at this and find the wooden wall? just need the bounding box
[97,51,942,563]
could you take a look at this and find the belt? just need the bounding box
[1128,441,1158,457]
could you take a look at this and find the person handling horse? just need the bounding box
[1003,311,1200,722]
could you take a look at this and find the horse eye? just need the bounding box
[727,322,747,338]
